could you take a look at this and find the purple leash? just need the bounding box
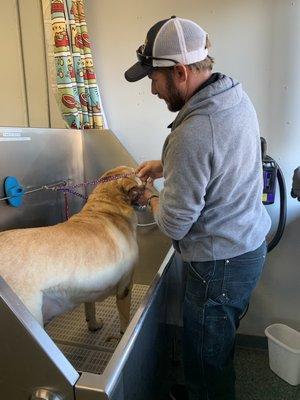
[47,172,136,220]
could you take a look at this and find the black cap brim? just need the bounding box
[124,61,154,82]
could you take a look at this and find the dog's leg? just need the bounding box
[84,302,103,331]
[104,275,134,343]
[116,277,133,334]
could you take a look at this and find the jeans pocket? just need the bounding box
[185,261,215,303]
[224,244,267,305]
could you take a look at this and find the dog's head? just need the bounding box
[100,166,145,205]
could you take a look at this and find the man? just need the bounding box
[125,16,271,400]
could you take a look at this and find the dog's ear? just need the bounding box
[128,187,141,202]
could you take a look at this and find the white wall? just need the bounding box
[85,0,300,336]
[0,0,65,128]
[0,1,28,126]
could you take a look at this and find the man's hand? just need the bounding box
[291,167,300,201]
[136,160,163,182]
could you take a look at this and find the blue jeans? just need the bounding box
[182,241,267,400]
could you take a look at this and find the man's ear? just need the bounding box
[173,64,188,83]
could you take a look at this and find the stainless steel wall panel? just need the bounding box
[0,128,85,231]
[82,130,136,196]
[0,127,173,399]
[0,277,79,400]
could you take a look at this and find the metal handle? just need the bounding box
[0,179,68,202]
[31,388,63,400]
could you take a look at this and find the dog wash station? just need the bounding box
[0,128,185,400]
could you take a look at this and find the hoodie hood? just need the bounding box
[172,73,243,130]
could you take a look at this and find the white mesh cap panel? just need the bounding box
[153,20,182,58]
[152,17,208,67]
[181,20,207,52]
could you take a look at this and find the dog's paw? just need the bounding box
[86,318,103,332]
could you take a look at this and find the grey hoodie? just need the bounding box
[155,73,271,261]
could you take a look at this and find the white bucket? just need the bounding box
[265,323,300,386]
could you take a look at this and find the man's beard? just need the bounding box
[165,73,185,112]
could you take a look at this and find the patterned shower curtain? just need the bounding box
[51,0,106,129]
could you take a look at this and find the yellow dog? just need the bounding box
[0,166,143,334]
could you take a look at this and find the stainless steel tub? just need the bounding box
[0,128,175,400]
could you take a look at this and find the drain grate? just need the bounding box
[46,284,149,373]
[57,343,112,374]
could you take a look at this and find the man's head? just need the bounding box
[124,16,213,110]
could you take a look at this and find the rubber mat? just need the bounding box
[46,284,149,374]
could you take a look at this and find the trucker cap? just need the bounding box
[125,16,209,82]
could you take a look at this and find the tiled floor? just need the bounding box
[161,345,300,399]
[235,347,300,400]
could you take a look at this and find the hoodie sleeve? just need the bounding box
[155,116,213,240]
